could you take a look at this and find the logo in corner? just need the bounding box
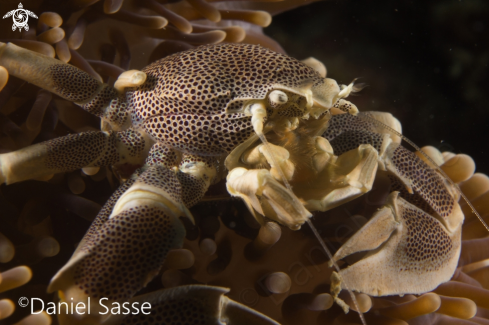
[2,3,38,32]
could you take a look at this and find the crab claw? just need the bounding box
[48,166,189,322]
[226,167,311,230]
[102,285,279,325]
[330,191,462,297]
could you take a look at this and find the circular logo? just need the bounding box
[13,10,27,26]
[18,297,29,307]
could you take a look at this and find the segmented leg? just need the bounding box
[323,112,464,297]
[48,145,218,321]
[0,42,117,117]
[177,153,218,207]
[0,42,140,131]
[49,166,187,316]
[323,112,462,231]
[67,144,180,259]
[0,128,153,184]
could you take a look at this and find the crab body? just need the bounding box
[119,43,336,157]
[0,42,466,324]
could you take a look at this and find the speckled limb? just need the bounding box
[323,113,461,231]
[0,42,119,117]
[48,148,218,317]
[48,164,189,316]
[145,145,218,208]
[331,192,461,296]
[0,128,153,184]
[75,175,139,256]
[324,113,464,298]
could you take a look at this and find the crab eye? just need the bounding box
[268,90,288,107]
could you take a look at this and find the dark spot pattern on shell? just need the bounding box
[126,43,324,155]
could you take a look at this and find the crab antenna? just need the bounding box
[357,113,489,233]
[256,132,367,325]
[305,219,367,325]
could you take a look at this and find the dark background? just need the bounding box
[267,0,489,174]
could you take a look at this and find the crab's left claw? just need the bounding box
[102,285,279,325]
[330,191,462,297]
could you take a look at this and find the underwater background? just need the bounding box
[269,0,489,175]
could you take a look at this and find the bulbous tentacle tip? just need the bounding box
[0,163,6,185]
[0,266,32,294]
[301,57,327,78]
[0,66,8,92]
[114,69,147,93]
[0,299,15,320]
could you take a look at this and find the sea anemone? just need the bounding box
[1,1,489,324]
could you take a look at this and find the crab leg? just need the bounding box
[323,112,463,231]
[0,42,119,117]
[323,112,464,297]
[48,146,218,321]
[53,144,181,279]
[0,42,143,130]
[49,164,188,318]
[0,128,153,184]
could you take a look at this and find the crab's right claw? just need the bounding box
[226,167,311,230]
[48,165,190,323]
[330,191,462,297]
[102,285,279,325]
